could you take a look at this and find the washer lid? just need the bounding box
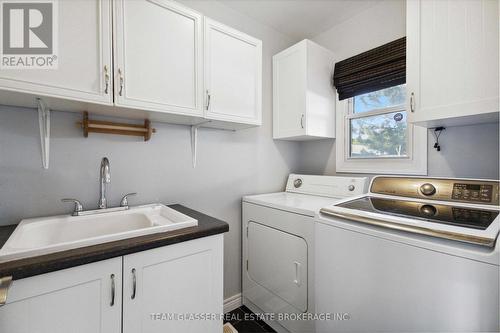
[337,196,499,230]
[320,195,500,248]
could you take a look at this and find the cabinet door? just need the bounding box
[113,0,203,116]
[204,18,262,125]
[0,258,122,333]
[0,0,113,105]
[123,235,223,333]
[407,0,499,125]
[272,41,307,139]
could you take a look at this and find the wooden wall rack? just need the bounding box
[79,111,156,141]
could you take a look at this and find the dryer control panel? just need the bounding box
[286,174,368,198]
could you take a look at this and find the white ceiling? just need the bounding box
[219,0,382,40]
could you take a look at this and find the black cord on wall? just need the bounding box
[432,127,445,152]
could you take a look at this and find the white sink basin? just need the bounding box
[0,204,198,262]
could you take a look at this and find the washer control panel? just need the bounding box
[420,183,436,196]
[452,183,493,203]
[371,177,500,206]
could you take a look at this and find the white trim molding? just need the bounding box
[224,293,242,313]
[335,96,428,175]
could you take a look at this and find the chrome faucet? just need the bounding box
[62,157,137,216]
[98,157,111,209]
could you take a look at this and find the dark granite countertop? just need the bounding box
[0,204,229,280]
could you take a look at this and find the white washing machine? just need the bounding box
[315,176,500,333]
[242,174,368,333]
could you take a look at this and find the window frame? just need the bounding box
[336,90,427,175]
[347,97,410,159]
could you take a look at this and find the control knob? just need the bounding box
[420,183,436,196]
[420,204,437,217]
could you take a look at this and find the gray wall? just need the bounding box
[0,0,301,300]
[299,123,500,180]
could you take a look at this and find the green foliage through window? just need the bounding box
[350,85,407,158]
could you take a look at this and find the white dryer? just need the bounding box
[242,174,368,333]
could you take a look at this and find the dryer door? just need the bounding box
[247,221,308,312]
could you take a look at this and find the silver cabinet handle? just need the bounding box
[206,90,211,111]
[104,65,110,94]
[110,274,115,306]
[300,114,304,129]
[131,268,136,299]
[410,92,415,113]
[118,69,124,96]
[120,192,137,208]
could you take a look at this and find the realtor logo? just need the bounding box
[1,1,58,69]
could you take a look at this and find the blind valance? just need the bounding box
[333,37,406,100]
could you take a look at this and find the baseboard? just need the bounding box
[224,293,242,313]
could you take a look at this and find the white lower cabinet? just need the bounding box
[0,257,122,333]
[0,235,223,333]
[123,235,223,333]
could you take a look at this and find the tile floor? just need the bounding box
[224,305,276,332]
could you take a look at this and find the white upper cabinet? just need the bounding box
[204,18,262,126]
[407,0,499,128]
[273,40,335,140]
[0,0,263,129]
[0,0,113,105]
[113,0,203,116]
[0,258,122,333]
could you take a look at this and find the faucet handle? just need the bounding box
[61,198,84,216]
[120,193,137,208]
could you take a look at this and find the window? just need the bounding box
[336,84,427,175]
[349,84,407,158]
[332,37,427,175]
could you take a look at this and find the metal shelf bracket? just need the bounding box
[190,121,210,168]
[37,98,50,169]
[189,120,236,168]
